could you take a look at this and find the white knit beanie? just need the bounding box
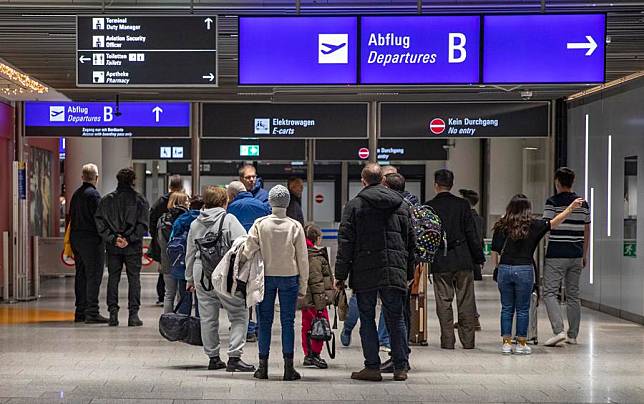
[268,185,290,208]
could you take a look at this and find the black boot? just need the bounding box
[283,357,301,381]
[128,311,143,327]
[85,313,109,324]
[74,312,86,323]
[254,358,268,380]
[226,357,256,373]
[208,356,226,370]
[108,310,119,327]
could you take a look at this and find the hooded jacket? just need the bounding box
[227,191,271,232]
[335,184,416,292]
[157,206,188,274]
[251,177,269,203]
[148,193,170,262]
[212,236,265,307]
[95,184,149,255]
[301,245,335,311]
[185,207,247,285]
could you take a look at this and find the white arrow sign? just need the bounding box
[152,106,163,122]
[567,36,598,56]
[202,73,215,82]
[79,55,91,64]
[204,18,213,30]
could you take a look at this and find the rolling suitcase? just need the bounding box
[409,263,429,346]
[512,291,539,345]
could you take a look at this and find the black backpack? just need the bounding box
[195,215,228,291]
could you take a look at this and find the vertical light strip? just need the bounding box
[607,135,612,237]
[585,114,589,199]
[590,187,595,285]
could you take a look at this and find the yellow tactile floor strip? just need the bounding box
[0,307,74,324]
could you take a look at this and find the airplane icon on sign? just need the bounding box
[320,42,346,55]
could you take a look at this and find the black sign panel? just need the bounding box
[202,103,368,139]
[77,16,217,87]
[380,102,550,138]
[132,139,191,160]
[316,139,447,161]
[201,139,306,161]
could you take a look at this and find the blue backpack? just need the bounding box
[167,232,188,280]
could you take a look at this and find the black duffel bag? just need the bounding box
[159,293,202,346]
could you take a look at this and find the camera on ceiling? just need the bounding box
[520,90,533,100]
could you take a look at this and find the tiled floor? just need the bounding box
[1,274,643,403]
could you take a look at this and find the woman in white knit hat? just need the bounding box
[241,185,309,381]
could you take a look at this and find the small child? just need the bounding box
[300,224,335,369]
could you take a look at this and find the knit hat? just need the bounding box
[268,185,290,208]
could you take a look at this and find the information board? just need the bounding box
[238,17,358,85]
[483,14,605,84]
[201,139,306,160]
[132,139,191,159]
[25,102,190,138]
[77,16,217,87]
[380,102,550,138]
[360,16,480,84]
[316,139,447,161]
[202,103,368,139]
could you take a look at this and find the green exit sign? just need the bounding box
[240,144,260,157]
[624,240,637,257]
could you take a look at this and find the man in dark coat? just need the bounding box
[149,175,184,305]
[286,177,304,225]
[335,163,416,382]
[95,168,150,327]
[69,163,108,324]
[426,170,485,349]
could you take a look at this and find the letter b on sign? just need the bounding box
[448,33,466,63]
[103,106,113,122]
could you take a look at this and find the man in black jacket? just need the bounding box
[335,163,416,382]
[426,170,485,349]
[149,175,183,305]
[285,176,304,225]
[95,168,150,327]
[69,163,108,324]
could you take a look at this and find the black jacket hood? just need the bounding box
[357,185,403,211]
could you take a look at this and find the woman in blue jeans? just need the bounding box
[241,185,309,381]
[492,194,582,355]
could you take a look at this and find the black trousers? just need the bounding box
[156,273,165,302]
[432,270,477,349]
[71,236,105,317]
[107,252,142,313]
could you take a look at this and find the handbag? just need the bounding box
[159,293,202,346]
[493,236,509,282]
[307,311,336,359]
[333,288,348,322]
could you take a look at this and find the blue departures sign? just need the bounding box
[483,14,606,84]
[238,17,358,85]
[25,102,190,138]
[360,16,480,84]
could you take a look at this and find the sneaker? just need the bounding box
[303,354,328,369]
[544,332,566,347]
[340,329,351,347]
[502,338,513,355]
[380,359,394,373]
[379,345,391,353]
[246,333,257,343]
[566,337,578,345]
[350,367,382,382]
[85,314,109,324]
[226,357,256,372]
[515,342,532,355]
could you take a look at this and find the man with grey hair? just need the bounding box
[226,181,247,203]
[69,163,108,324]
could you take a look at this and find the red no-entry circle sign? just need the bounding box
[358,147,370,160]
[315,194,324,204]
[429,118,446,135]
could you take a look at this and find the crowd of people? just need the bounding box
[65,161,589,382]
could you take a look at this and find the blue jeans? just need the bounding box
[356,288,409,371]
[177,279,198,317]
[497,265,534,338]
[344,294,390,348]
[257,276,299,359]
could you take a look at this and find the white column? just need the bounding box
[64,138,103,210]
[101,139,132,195]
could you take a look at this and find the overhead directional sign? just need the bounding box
[202,103,368,139]
[483,14,605,83]
[25,102,190,138]
[360,16,480,84]
[380,102,550,138]
[238,17,358,85]
[132,139,192,159]
[77,16,217,87]
[201,139,306,160]
[316,139,448,161]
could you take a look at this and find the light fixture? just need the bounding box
[0,61,48,94]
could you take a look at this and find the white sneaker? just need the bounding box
[502,342,513,355]
[515,343,532,355]
[566,337,577,345]
[544,332,566,347]
[379,345,391,353]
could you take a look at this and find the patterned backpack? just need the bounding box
[408,202,447,263]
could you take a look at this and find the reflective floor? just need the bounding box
[0,274,643,403]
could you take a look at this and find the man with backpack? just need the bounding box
[185,186,255,373]
[426,169,485,350]
[335,163,416,382]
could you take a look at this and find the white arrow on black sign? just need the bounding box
[567,36,598,56]
[204,18,213,30]
[202,73,215,82]
[152,106,163,122]
[79,55,91,64]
